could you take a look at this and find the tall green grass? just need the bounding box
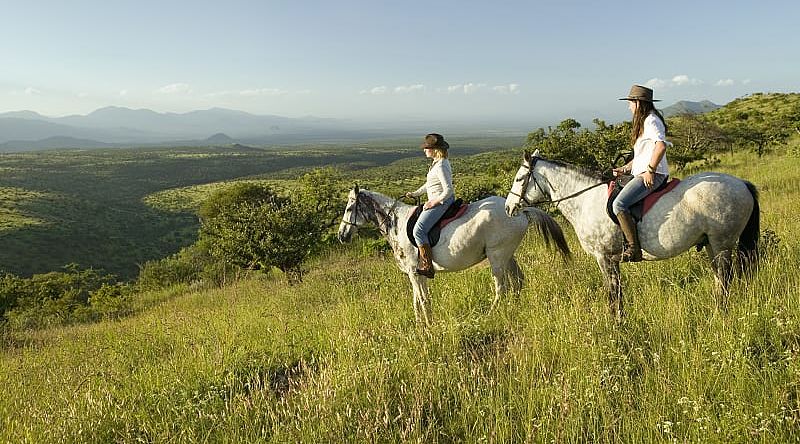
[1,151,799,442]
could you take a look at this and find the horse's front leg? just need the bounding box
[596,255,624,322]
[409,273,432,326]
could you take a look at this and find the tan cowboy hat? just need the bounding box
[619,84,660,102]
[420,133,449,150]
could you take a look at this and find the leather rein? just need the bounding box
[509,157,608,207]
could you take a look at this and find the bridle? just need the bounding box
[340,191,397,236]
[509,155,608,210]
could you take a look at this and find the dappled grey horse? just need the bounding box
[505,150,759,320]
[338,186,571,325]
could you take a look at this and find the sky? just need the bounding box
[1,0,798,127]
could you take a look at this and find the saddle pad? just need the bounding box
[406,199,467,247]
[606,177,680,225]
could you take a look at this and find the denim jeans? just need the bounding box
[612,174,667,215]
[413,196,455,246]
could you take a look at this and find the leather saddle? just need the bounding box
[606,175,680,225]
[406,198,468,247]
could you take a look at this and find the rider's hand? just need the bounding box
[405,192,414,199]
[423,200,437,210]
[643,171,654,189]
[612,167,626,177]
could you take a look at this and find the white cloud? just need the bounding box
[394,84,425,94]
[239,88,289,97]
[119,90,128,96]
[715,79,735,87]
[157,83,192,94]
[644,78,667,89]
[463,83,485,94]
[445,83,486,94]
[742,79,752,85]
[671,74,702,86]
[644,75,702,89]
[493,83,520,94]
[360,86,388,95]
[25,87,42,95]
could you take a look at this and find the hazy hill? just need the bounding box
[661,100,721,117]
[0,107,352,150]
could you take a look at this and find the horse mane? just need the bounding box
[538,157,607,181]
[358,189,399,230]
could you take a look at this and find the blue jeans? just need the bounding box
[612,174,667,214]
[413,196,454,246]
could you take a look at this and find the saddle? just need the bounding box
[406,198,468,247]
[606,175,681,225]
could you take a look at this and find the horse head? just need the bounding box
[505,149,546,216]
[337,185,366,243]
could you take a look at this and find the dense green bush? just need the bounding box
[0,265,127,330]
[199,169,344,283]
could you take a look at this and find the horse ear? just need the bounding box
[532,149,540,158]
[353,183,359,193]
[523,150,531,162]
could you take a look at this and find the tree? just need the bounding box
[726,110,789,157]
[524,118,628,171]
[668,113,726,169]
[199,169,344,283]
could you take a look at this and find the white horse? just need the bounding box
[337,186,571,325]
[505,150,760,320]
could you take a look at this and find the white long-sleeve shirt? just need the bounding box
[631,112,670,176]
[411,159,454,203]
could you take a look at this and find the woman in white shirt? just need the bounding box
[611,85,670,262]
[405,133,455,278]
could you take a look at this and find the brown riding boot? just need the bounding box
[415,244,436,278]
[615,211,642,262]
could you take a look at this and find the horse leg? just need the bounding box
[410,273,433,326]
[706,244,734,309]
[597,256,624,322]
[507,256,524,296]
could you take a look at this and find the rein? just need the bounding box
[514,157,608,207]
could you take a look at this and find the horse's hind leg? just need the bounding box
[488,255,522,311]
[507,257,524,296]
[706,244,734,309]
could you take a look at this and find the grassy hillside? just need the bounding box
[706,92,800,129]
[2,150,799,442]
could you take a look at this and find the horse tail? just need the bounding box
[738,180,760,275]
[522,208,572,260]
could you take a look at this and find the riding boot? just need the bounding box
[615,211,642,262]
[415,244,436,278]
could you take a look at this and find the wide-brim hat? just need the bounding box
[420,133,449,150]
[619,84,660,102]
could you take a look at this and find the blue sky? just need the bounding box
[1,0,797,126]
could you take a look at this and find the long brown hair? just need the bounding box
[630,100,668,146]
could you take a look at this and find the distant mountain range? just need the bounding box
[0,107,369,151]
[661,100,721,117]
[0,101,722,151]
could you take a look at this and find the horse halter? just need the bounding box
[341,193,364,228]
[508,157,548,208]
[341,191,395,235]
